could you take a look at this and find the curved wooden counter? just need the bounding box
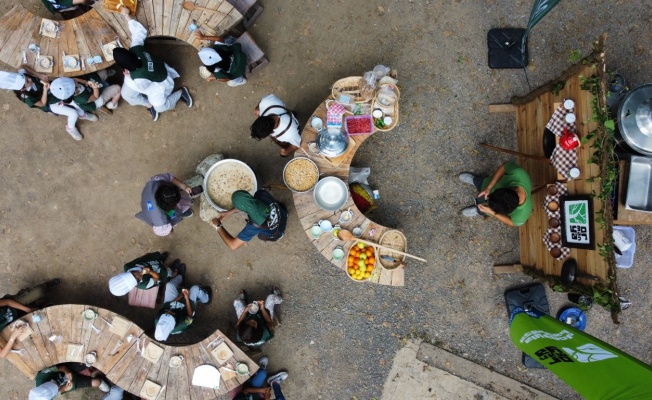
[292,98,405,286]
[0,304,256,399]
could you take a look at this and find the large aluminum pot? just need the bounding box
[203,159,257,211]
[617,83,652,156]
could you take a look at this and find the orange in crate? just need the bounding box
[346,242,375,282]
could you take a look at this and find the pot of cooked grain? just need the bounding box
[203,159,257,211]
[283,157,320,193]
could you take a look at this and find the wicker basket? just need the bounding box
[377,230,407,270]
[345,245,375,282]
[372,84,401,132]
[332,76,373,104]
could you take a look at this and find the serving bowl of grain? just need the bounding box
[203,159,257,211]
[283,157,320,193]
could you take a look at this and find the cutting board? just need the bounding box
[210,342,233,365]
[39,19,58,39]
[102,41,119,62]
[34,56,53,74]
[139,380,160,400]
[142,342,164,363]
[102,0,138,15]
[62,55,81,73]
[109,316,130,337]
[10,322,33,342]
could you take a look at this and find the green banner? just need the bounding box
[527,0,561,30]
[510,309,652,400]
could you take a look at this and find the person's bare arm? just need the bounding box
[171,177,192,195]
[0,299,34,314]
[477,205,515,227]
[120,5,133,20]
[210,216,246,250]
[21,64,49,82]
[32,81,50,108]
[235,304,252,328]
[0,326,25,358]
[182,289,193,317]
[258,300,274,333]
[142,267,160,281]
[478,162,507,199]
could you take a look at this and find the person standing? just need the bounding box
[210,190,287,250]
[113,6,192,121]
[459,161,532,227]
[154,277,211,341]
[250,94,300,156]
[194,32,247,87]
[135,173,194,236]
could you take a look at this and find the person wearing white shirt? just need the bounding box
[112,7,191,121]
[250,94,301,157]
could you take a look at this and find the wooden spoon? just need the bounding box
[337,229,427,263]
[183,2,230,18]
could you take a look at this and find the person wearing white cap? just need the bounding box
[154,278,211,341]
[50,76,99,140]
[113,7,191,122]
[108,251,184,296]
[30,363,109,399]
[68,71,121,114]
[194,32,247,87]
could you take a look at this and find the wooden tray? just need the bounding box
[62,55,81,73]
[323,137,357,167]
[102,41,119,62]
[139,380,160,400]
[39,19,58,39]
[102,0,137,15]
[34,56,53,73]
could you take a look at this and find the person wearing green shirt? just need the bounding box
[234,288,283,348]
[459,161,532,227]
[29,363,109,399]
[41,0,93,14]
[109,251,185,296]
[194,32,247,87]
[154,277,211,341]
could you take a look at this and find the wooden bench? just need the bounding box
[293,97,406,287]
[227,0,264,30]
[234,31,268,78]
[0,4,121,77]
[0,305,257,399]
[127,286,160,309]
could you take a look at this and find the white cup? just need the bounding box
[565,113,576,124]
[383,116,393,125]
[318,220,333,232]
[569,167,580,178]
[372,109,383,119]
[564,99,575,110]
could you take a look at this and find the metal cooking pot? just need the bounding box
[316,127,349,157]
[203,159,257,212]
[617,83,652,156]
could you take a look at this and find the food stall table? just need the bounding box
[496,63,609,282]
[0,304,256,399]
[292,97,406,286]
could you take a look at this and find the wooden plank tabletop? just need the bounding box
[292,95,405,287]
[515,64,608,282]
[2,306,256,399]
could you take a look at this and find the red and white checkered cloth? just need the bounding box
[543,227,571,260]
[546,100,576,137]
[551,146,578,179]
[543,182,568,219]
[327,102,346,127]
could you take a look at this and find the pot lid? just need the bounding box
[317,128,349,157]
[618,83,652,155]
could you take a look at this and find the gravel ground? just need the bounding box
[1,1,652,399]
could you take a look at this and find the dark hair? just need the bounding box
[13,74,42,104]
[488,188,519,215]
[155,182,181,212]
[238,320,264,343]
[250,116,275,140]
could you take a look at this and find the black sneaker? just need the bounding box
[147,107,159,121]
[175,263,187,278]
[180,87,193,108]
[181,209,193,218]
[199,286,212,304]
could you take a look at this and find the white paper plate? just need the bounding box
[311,117,323,130]
[192,365,221,389]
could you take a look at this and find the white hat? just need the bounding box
[29,381,58,400]
[109,272,138,296]
[50,77,75,100]
[0,71,26,90]
[198,48,222,66]
[155,313,175,341]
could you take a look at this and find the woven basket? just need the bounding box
[332,76,373,104]
[372,84,401,132]
[377,230,407,270]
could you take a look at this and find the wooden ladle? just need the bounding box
[182,2,229,18]
[337,229,427,263]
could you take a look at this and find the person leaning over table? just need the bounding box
[459,161,532,227]
[135,173,194,237]
[194,32,247,87]
[113,6,192,122]
[250,94,301,157]
[0,68,89,141]
[28,363,109,399]
[154,279,211,341]
[210,189,288,250]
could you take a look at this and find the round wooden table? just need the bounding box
[291,97,405,286]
